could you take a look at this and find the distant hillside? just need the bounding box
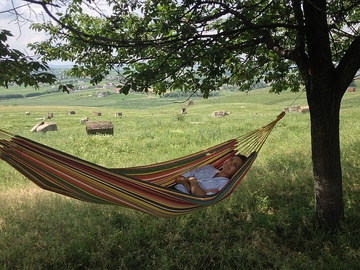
[49,64,73,70]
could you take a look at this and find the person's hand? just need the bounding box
[204,189,219,194]
[188,177,197,183]
[188,177,206,196]
[175,176,187,184]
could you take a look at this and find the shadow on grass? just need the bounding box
[1,148,360,269]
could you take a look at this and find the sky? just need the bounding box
[1,0,72,65]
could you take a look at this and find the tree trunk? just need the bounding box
[303,0,345,230]
[307,83,344,230]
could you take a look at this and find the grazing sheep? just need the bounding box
[80,117,89,124]
[211,110,230,118]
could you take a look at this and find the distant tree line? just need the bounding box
[0,88,61,100]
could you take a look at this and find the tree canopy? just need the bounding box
[6,0,360,229]
[0,28,56,88]
[26,0,360,96]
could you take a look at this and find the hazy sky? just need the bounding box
[1,0,71,65]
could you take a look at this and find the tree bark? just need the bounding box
[303,0,344,230]
[307,83,344,230]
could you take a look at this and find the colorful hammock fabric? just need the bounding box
[0,112,285,217]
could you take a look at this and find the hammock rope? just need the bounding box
[0,111,285,217]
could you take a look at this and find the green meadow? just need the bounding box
[1,86,360,269]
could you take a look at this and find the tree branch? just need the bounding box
[336,35,360,92]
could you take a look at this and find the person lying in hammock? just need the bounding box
[173,154,247,196]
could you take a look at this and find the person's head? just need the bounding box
[235,154,247,163]
[221,154,247,178]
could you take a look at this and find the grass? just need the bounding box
[1,87,360,269]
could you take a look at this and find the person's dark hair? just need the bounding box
[235,154,247,163]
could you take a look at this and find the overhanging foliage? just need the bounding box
[0,29,56,89]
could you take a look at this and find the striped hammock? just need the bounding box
[0,112,284,217]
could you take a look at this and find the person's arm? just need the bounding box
[175,175,206,195]
[188,177,207,196]
[175,175,191,192]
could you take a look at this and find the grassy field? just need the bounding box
[1,87,360,269]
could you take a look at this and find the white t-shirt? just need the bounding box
[174,165,229,195]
